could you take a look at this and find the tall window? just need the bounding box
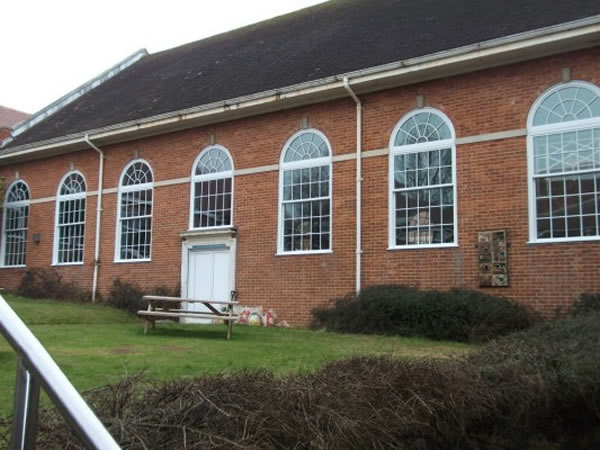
[278,129,332,253]
[2,180,30,266]
[116,160,153,261]
[54,172,86,264]
[389,108,457,248]
[190,146,233,229]
[528,81,600,242]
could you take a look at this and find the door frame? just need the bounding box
[180,228,237,303]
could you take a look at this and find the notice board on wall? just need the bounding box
[478,230,508,287]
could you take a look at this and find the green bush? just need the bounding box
[569,292,600,317]
[106,279,180,314]
[311,284,538,342]
[16,268,91,302]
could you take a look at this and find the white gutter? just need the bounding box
[1,15,600,162]
[343,77,363,294]
[84,134,104,303]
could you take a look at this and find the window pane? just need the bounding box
[391,112,455,247]
[3,183,30,266]
[280,162,330,252]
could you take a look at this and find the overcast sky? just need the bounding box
[0,0,327,114]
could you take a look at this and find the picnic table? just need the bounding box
[138,292,239,340]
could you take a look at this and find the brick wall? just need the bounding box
[1,47,599,322]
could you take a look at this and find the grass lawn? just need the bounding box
[0,294,472,416]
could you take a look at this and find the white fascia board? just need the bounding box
[1,16,600,164]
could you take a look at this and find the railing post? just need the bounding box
[10,358,40,450]
[0,294,120,449]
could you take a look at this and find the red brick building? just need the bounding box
[0,106,29,141]
[1,0,600,323]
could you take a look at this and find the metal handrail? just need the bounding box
[0,294,120,449]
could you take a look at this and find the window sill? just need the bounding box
[0,264,26,269]
[113,258,152,264]
[52,262,84,267]
[528,236,600,245]
[387,243,459,251]
[275,250,333,256]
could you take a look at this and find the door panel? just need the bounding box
[185,248,230,320]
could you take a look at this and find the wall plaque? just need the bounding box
[478,230,508,287]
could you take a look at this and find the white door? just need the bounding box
[185,247,231,322]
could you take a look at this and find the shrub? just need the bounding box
[569,292,600,317]
[10,314,599,449]
[105,279,180,314]
[105,279,145,314]
[470,313,600,447]
[16,268,91,302]
[311,284,538,342]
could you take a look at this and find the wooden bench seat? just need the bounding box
[139,292,239,339]
[137,311,239,321]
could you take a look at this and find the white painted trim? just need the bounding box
[188,145,235,231]
[0,179,30,268]
[3,16,599,160]
[455,129,526,145]
[113,258,152,264]
[331,153,356,163]
[235,164,279,176]
[114,159,155,263]
[388,108,458,249]
[275,250,333,256]
[528,235,600,244]
[387,243,459,251]
[154,177,191,188]
[526,80,600,129]
[52,262,85,267]
[526,81,600,242]
[362,148,389,158]
[52,170,87,265]
[30,196,56,204]
[0,125,557,208]
[277,129,334,254]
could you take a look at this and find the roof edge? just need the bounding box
[2,15,600,161]
[1,49,148,147]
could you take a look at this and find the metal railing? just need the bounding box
[0,294,120,449]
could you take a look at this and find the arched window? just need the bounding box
[190,146,233,229]
[2,180,30,266]
[278,129,332,253]
[54,171,86,264]
[528,81,600,242]
[389,108,457,248]
[116,160,153,261]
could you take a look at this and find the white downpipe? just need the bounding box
[343,77,362,293]
[84,134,104,303]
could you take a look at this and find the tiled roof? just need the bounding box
[0,106,29,129]
[6,0,600,148]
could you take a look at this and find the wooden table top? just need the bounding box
[143,295,239,306]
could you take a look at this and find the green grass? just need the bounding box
[0,294,471,416]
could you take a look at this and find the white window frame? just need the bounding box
[1,180,30,268]
[188,145,235,230]
[277,129,333,255]
[527,81,600,243]
[388,107,458,249]
[52,171,87,266]
[115,159,154,263]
